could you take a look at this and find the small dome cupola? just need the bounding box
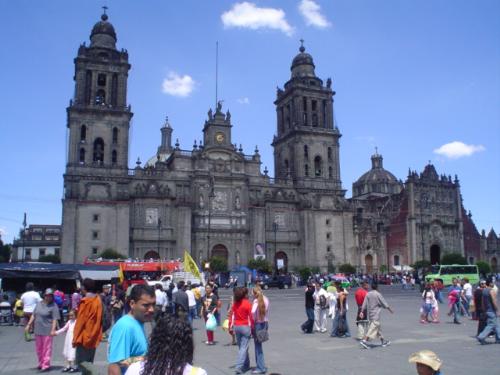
[90,8,117,49]
[371,149,383,169]
[291,40,316,78]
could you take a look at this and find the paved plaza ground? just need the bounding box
[0,285,498,375]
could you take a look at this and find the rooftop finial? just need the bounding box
[299,39,305,53]
[375,146,378,155]
[101,6,109,21]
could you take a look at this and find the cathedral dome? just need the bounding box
[352,152,401,198]
[144,151,172,168]
[90,13,117,49]
[290,42,316,78]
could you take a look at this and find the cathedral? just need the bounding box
[61,13,498,273]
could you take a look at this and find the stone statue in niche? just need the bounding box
[208,108,213,120]
[235,195,241,210]
[199,194,205,209]
[235,251,241,266]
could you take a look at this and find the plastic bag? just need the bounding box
[205,314,217,331]
[222,318,229,331]
[24,330,33,342]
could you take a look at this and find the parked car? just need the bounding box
[259,274,292,289]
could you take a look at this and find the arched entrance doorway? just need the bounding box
[430,245,441,265]
[211,244,228,262]
[275,251,288,274]
[144,250,160,260]
[491,257,498,273]
[365,254,373,274]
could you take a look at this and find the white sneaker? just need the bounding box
[360,340,370,349]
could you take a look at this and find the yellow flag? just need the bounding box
[118,263,124,283]
[183,250,202,281]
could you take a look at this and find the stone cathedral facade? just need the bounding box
[62,13,495,272]
[61,13,355,270]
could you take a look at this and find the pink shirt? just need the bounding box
[252,296,269,323]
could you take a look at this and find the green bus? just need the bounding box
[425,264,479,286]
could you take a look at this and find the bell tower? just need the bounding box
[272,42,342,190]
[66,10,133,170]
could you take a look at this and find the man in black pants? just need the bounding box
[301,283,315,333]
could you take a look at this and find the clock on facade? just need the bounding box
[215,132,225,144]
[145,208,158,225]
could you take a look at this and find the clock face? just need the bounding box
[215,132,225,144]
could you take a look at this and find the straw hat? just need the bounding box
[408,350,442,371]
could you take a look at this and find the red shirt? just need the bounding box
[229,298,254,328]
[355,288,368,307]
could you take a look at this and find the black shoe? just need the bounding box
[62,367,70,373]
[360,340,370,349]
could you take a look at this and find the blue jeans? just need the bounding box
[477,312,500,342]
[188,307,197,325]
[234,325,251,371]
[331,311,351,337]
[302,307,314,333]
[254,322,267,372]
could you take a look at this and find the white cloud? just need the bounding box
[221,2,294,36]
[237,97,250,104]
[0,227,6,237]
[433,141,485,159]
[162,72,195,97]
[299,0,331,28]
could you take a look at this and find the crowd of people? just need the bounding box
[3,270,499,374]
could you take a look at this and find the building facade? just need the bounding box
[61,13,494,273]
[61,14,355,270]
[12,225,61,262]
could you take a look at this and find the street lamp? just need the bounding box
[157,218,162,257]
[207,177,215,260]
[22,212,27,262]
[272,221,278,274]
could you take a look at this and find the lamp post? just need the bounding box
[207,177,215,260]
[272,221,278,274]
[22,212,27,262]
[157,218,162,258]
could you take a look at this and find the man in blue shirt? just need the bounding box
[108,284,155,375]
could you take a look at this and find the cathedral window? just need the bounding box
[328,166,333,178]
[326,232,332,240]
[284,159,289,176]
[322,100,327,127]
[305,164,309,177]
[111,74,118,107]
[112,127,118,144]
[92,231,99,240]
[80,125,87,142]
[97,74,107,87]
[326,218,331,226]
[394,255,400,266]
[303,97,307,125]
[304,145,309,159]
[85,70,92,105]
[95,89,106,105]
[92,247,98,255]
[93,138,105,163]
[327,147,332,161]
[314,156,322,177]
[92,214,100,223]
[79,148,85,164]
[312,113,318,127]
[112,150,117,164]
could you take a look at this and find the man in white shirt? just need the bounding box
[186,285,197,325]
[20,282,41,326]
[153,284,167,322]
[313,281,329,333]
[462,277,473,317]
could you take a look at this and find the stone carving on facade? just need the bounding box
[235,195,241,210]
[199,194,205,209]
[84,182,111,200]
[212,191,228,211]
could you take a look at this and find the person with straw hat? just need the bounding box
[408,350,443,375]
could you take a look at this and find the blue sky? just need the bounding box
[0,1,499,244]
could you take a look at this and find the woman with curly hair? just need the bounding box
[125,315,206,375]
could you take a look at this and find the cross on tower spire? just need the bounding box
[102,5,108,14]
[299,39,305,53]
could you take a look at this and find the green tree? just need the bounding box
[476,260,491,276]
[247,258,272,274]
[411,260,431,270]
[99,248,125,259]
[209,256,228,273]
[0,240,11,263]
[379,264,387,273]
[338,263,356,274]
[38,254,61,263]
[441,252,467,265]
[295,266,312,283]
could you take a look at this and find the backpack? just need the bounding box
[100,296,112,332]
[54,293,63,307]
[319,294,327,309]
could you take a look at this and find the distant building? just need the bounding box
[12,225,61,261]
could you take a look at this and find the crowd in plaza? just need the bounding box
[0,269,498,375]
